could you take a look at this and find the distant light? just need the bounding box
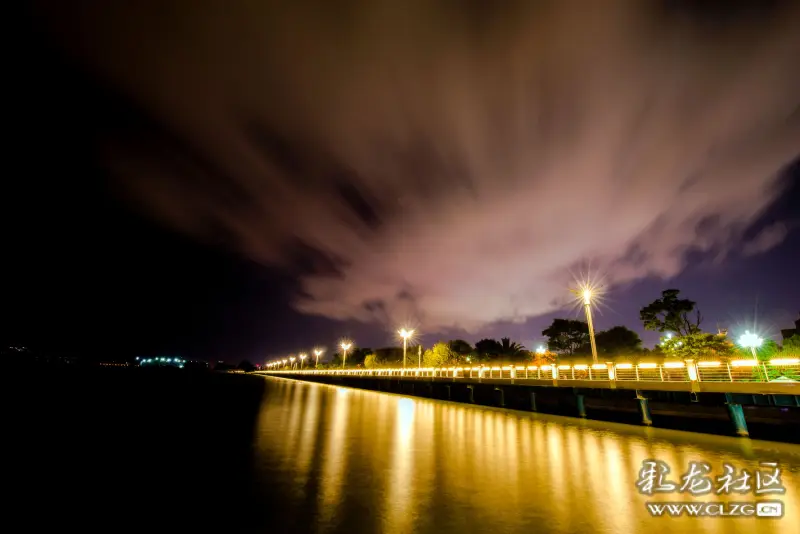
[536,346,546,354]
[398,328,414,340]
[582,288,592,305]
[341,341,352,351]
[135,357,140,360]
[666,333,673,340]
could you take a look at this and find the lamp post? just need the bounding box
[340,341,352,369]
[581,288,599,364]
[289,356,296,369]
[299,353,307,369]
[399,328,414,368]
[314,349,323,368]
[738,331,763,361]
[282,359,287,369]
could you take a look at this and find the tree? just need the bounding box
[475,338,503,359]
[423,342,454,367]
[660,332,735,360]
[499,337,527,360]
[640,289,702,336]
[542,319,590,356]
[529,349,557,365]
[237,360,255,372]
[364,353,379,368]
[448,339,474,357]
[783,334,800,355]
[373,347,403,366]
[595,326,642,356]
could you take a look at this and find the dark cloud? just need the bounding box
[37,0,800,331]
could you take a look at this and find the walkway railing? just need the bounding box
[260,358,800,384]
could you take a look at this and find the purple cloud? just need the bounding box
[42,1,800,331]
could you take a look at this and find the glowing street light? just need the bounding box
[575,284,599,363]
[314,348,324,368]
[536,346,546,355]
[340,341,352,369]
[289,356,296,369]
[738,331,763,361]
[399,328,414,368]
[282,358,288,369]
[299,353,307,369]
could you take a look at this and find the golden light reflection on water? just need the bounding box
[255,378,800,534]
[317,387,350,528]
[383,398,416,534]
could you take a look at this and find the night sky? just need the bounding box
[4,1,799,364]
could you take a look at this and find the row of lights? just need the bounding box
[270,358,799,383]
[265,348,325,370]
[265,329,419,370]
[139,357,185,368]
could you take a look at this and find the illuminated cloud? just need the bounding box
[43,0,800,331]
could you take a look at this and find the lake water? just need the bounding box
[13,369,800,533]
[255,376,800,534]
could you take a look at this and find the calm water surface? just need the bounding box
[255,377,800,534]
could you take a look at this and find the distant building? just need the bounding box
[782,313,800,340]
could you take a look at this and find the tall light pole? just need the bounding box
[282,359,287,369]
[299,353,307,369]
[582,288,599,363]
[289,356,296,369]
[399,328,414,368]
[340,341,352,369]
[314,348,323,368]
[738,331,763,361]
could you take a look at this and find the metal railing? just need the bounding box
[259,358,800,384]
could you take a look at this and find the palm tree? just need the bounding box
[500,337,527,361]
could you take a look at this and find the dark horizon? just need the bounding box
[4,2,799,364]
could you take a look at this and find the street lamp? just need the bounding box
[579,286,599,363]
[738,331,763,360]
[399,328,414,368]
[282,358,287,369]
[299,353,307,369]
[340,341,352,369]
[289,356,296,369]
[536,346,546,355]
[314,348,323,368]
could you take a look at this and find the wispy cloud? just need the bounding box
[43,0,800,331]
